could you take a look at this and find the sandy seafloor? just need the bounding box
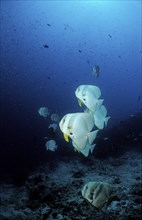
[0,149,141,220]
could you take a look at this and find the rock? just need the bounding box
[72,170,85,178]
[112,177,121,184]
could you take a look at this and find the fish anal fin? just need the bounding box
[74,136,88,149]
[90,144,96,154]
[95,120,104,130]
[101,105,107,116]
[80,146,90,157]
[105,116,111,127]
[88,130,99,144]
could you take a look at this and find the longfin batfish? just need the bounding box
[93,105,110,129]
[59,112,98,156]
[38,107,50,118]
[75,85,103,112]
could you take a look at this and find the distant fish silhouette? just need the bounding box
[43,44,49,48]
[45,139,57,152]
[92,65,100,78]
[137,95,141,102]
[108,34,112,38]
[38,107,50,118]
[51,113,60,122]
[47,126,56,139]
[64,24,74,32]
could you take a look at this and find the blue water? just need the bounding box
[0,1,141,182]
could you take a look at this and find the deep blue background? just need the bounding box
[0,1,141,182]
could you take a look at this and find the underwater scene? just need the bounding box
[0,1,142,219]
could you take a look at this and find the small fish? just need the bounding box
[64,24,74,32]
[43,44,49,48]
[38,107,50,118]
[92,65,100,77]
[45,139,57,151]
[108,34,112,38]
[137,95,140,102]
[48,123,58,131]
[51,113,60,122]
[82,181,113,209]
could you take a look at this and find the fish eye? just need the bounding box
[70,132,73,135]
[83,98,86,101]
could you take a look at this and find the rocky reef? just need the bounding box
[0,151,141,220]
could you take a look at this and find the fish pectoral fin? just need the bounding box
[78,99,83,107]
[64,133,69,142]
[88,130,99,144]
[95,99,104,109]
